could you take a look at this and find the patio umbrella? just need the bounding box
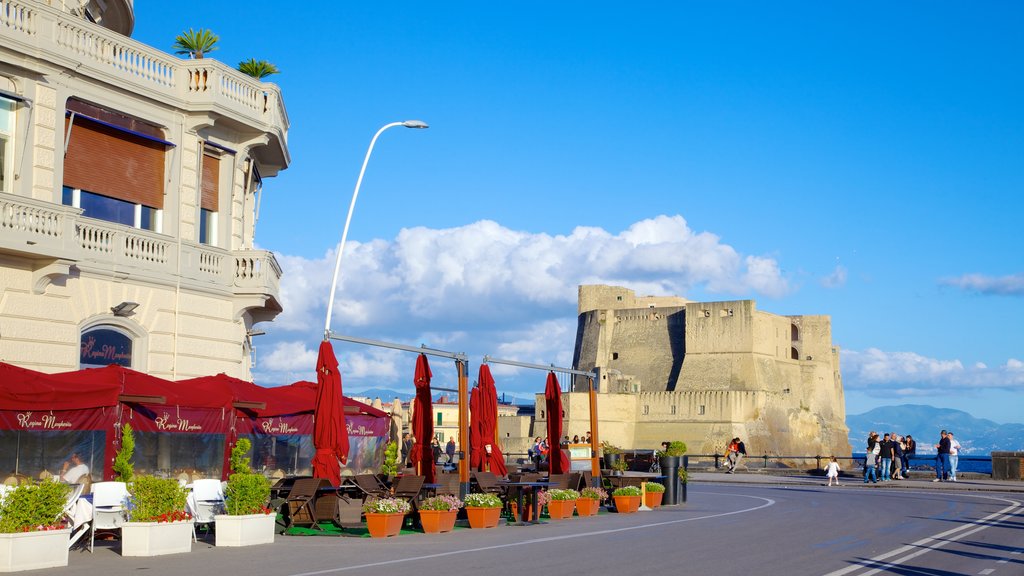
[478,364,508,476]
[469,384,483,470]
[409,353,436,483]
[544,371,570,475]
[311,340,349,486]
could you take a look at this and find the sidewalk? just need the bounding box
[689,470,1024,493]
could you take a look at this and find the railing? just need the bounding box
[682,453,994,475]
[0,0,288,136]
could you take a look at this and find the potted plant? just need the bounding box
[679,468,689,503]
[546,489,579,520]
[0,480,72,572]
[362,497,411,538]
[643,482,665,508]
[113,423,134,483]
[576,486,607,517]
[417,495,462,534]
[612,485,642,514]
[463,493,502,529]
[602,441,623,471]
[237,59,280,79]
[380,441,398,478]
[172,28,219,59]
[610,459,628,476]
[122,475,191,556]
[215,439,274,547]
[657,440,687,470]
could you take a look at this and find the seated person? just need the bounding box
[60,452,89,484]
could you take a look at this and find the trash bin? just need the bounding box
[991,451,1024,481]
[659,456,684,505]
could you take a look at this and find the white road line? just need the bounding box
[287,493,775,576]
[822,493,1022,576]
[978,569,995,575]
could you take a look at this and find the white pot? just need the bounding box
[0,528,70,572]
[121,520,193,557]
[213,513,275,547]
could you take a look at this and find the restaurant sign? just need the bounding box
[80,328,132,367]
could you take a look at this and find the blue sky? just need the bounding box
[133,2,1023,422]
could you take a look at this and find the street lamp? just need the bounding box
[324,120,429,337]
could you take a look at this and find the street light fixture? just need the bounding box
[324,120,429,337]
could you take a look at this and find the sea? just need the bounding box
[852,453,992,475]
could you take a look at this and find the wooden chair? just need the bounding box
[433,473,461,497]
[547,473,572,489]
[285,478,330,530]
[392,474,425,503]
[471,471,506,497]
[332,491,365,530]
[348,474,389,499]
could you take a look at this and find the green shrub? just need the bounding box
[381,441,398,477]
[679,468,688,483]
[225,472,271,515]
[0,480,70,533]
[463,493,502,508]
[548,488,580,501]
[129,476,189,522]
[612,485,642,497]
[644,482,665,493]
[229,438,253,475]
[601,441,622,455]
[657,441,687,458]
[113,423,135,483]
[611,460,628,472]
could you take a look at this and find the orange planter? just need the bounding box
[613,495,641,514]
[365,512,404,538]
[644,491,663,508]
[419,510,457,534]
[547,499,576,520]
[465,506,501,529]
[575,498,600,517]
[510,502,534,523]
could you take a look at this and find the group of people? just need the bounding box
[723,437,746,473]
[863,430,962,483]
[528,432,592,468]
[401,433,457,467]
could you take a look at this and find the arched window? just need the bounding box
[80,325,134,368]
[791,347,799,360]
[791,324,799,341]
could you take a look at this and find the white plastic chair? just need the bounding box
[60,483,89,549]
[187,478,225,539]
[90,481,129,552]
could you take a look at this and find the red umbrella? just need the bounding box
[469,384,483,471]
[311,341,349,486]
[409,354,436,483]
[478,364,508,476]
[544,371,570,475]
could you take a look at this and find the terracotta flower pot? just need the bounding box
[547,499,576,520]
[644,491,663,508]
[613,495,641,514]
[419,510,457,534]
[465,506,501,529]
[575,498,600,517]
[510,502,534,523]
[365,512,404,538]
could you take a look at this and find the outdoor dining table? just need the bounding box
[498,481,551,526]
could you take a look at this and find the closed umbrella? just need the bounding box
[544,371,570,475]
[469,384,483,471]
[311,341,349,486]
[409,354,436,483]
[478,364,508,476]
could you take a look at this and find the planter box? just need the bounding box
[214,513,275,547]
[575,498,600,517]
[465,507,501,529]
[419,510,457,534]
[0,529,70,572]
[644,491,663,508]
[613,495,641,514]
[547,499,576,520]
[121,521,193,556]
[365,512,404,538]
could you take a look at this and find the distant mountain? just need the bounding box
[847,405,1024,454]
[346,388,413,403]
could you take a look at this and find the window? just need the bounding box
[791,347,799,360]
[642,405,649,415]
[670,405,676,415]
[199,149,220,245]
[80,326,133,368]
[63,186,159,231]
[436,412,443,426]
[791,324,800,341]
[0,95,14,193]
[698,405,705,415]
[612,352,619,360]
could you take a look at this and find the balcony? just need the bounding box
[0,0,288,172]
[0,192,281,310]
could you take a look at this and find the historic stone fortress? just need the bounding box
[558,285,852,458]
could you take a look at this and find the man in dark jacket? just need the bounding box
[878,433,895,481]
[934,430,951,482]
[445,437,457,464]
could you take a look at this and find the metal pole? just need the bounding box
[457,360,470,494]
[588,376,600,477]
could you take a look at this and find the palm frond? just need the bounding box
[173,28,219,59]
[237,58,280,80]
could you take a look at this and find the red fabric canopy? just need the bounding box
[469,385,482,470]
[477,364,507,476]
[410,354,436,483]
[544,371,569,474]
[311,341,348,486]
[0,362,120,410]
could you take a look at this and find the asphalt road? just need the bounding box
[69,482,1024,576]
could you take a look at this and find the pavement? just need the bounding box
[688,468,1024,492]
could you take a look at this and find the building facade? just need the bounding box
[0,0,289,381]
[565,285,852,457]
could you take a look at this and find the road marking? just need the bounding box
[287,493,775,576]
[978,569,994,575]
[822,493,1022,576]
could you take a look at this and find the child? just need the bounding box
[824,456,841,486]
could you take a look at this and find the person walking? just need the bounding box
[445,436,457,464]
[431,437,443,464]
[731,438,747,472]
[947,432,961,482]
[933,430,951,482]
[824,456,841,486]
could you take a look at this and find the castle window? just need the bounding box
[670,405,676,415]
[791,347,799,360]
[698,405,705,415]
[612,352,619,360]
[791,324,799,341]
[642,405,649,415]
[719,308,734,317]
[703,309,711,317]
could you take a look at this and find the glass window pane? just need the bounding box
[141,205,157,231]
[79,190,135,226]
[62,185,74,206]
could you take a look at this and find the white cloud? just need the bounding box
[842,348,1024,397]
[255,215,792,391]
[939,273,1024,296]
[821,264,848,289]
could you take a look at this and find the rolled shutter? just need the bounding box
[63,116,165,209]
[201,152,219,212]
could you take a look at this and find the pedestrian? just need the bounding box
[824,456,841,486]
[904,434,916,476]
[431,437,442,463]
[734,437,747,471]
[878,433,894,481]
[572,434,580,444]
[445,436,457,464]
[933,430,951,482]
[948,432,961,482]
[724,438,739,473]
[401,433,413,467]
[892,435,905,480]
[864,432,880,484]
[584,431,592,444]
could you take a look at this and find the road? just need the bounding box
[70,482,1024,576]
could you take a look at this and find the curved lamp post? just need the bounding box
[324,120,429,338]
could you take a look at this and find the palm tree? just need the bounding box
[173,28,219,59]
[237,58,280,80]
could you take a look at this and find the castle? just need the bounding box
[559,285,852,458]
